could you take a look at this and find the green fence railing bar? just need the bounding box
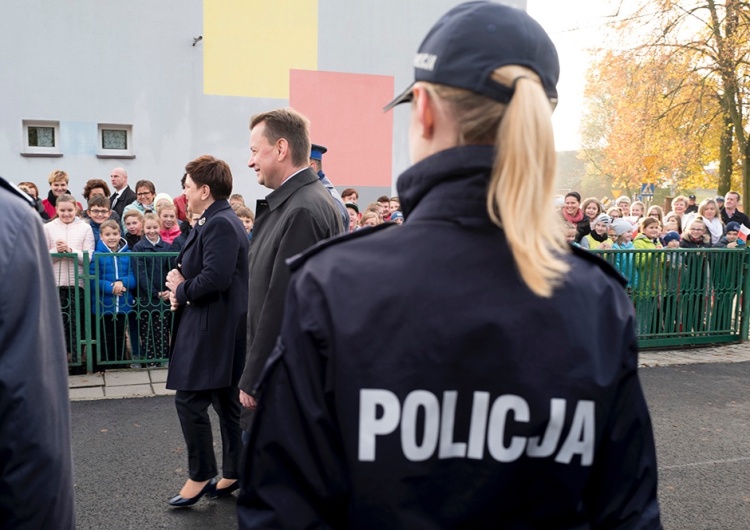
[52,248,750,372]
[53,251,178,372]
[591,247,749,349]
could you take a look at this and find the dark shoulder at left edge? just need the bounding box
[286,223,397,272]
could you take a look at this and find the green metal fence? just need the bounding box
[53,252,178,373]
[54,247,750,371]
[592,247,750,348]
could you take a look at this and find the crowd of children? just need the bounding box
[38,166,750,367]
[32,170,260,374]
[564,192,748,335]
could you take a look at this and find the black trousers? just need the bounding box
[174,387,242,482]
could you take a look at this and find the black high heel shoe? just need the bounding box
[168,477,218,507]
[206,480,239,499]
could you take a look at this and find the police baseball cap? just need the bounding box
[310,143,328,161]
[384,1,559,111]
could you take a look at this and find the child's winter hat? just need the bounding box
[594,213,611,226]
[726,221,741,233]
[662,231,680,245]
[612,218,633,237]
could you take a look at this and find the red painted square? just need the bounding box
[290,70,394,188]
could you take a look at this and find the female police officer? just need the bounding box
[238,2,662,528]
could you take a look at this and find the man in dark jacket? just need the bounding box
[0,176,76,529]
[238,108,343,427]
[109,167,137,218]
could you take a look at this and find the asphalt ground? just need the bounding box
[70,362,750,529]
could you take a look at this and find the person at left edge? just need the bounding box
[0,176,76,529]
[310,143,350,230]
[164,155,250,506]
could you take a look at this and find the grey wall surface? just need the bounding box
[1,0,526,206]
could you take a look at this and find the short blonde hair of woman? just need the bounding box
[48,169,68,185]
[698,198,721,220]
[671,195,689,211]
[422,64,567,297]
[607,206,623,219]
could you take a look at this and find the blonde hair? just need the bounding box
[359,211,381,227]
[157,202,176,216]
[142,212,160,227]
[48,169,68,185]
[424,65,568,297]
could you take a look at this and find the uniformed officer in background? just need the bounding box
[0,176,76,529]
[238,2,661,528]
[309,142,350,230]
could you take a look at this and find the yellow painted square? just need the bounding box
[204,0,318,98]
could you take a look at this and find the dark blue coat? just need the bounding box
[238,146,662,529]
[132,237,172,310]
[166,200,249,391]
[0,178,76,528]
[90,238,135,315]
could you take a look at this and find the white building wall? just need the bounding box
[1,0,527,204]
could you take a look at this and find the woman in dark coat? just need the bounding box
[164,155,249,506]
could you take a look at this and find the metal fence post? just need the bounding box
[80,252,95,373]
[741,247,750,342]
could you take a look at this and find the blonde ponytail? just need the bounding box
[424,66,569,297]
[487,66,569,297]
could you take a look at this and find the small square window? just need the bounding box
[97,124,134,159]
[21,120,62,157]
[102,129,127,150]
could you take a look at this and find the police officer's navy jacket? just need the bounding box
[0,177,76,528]
[237,146,662,529]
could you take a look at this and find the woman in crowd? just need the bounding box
[121,180,157,227]
[684,198,723,246]
[164,155,249,507]
[237,3,661,527]
[42,170,81,220]
[615,196,631,216]
[562,191,590,242]
[671,195,689,218]
[18,180,48,220]
[607,206,623,219]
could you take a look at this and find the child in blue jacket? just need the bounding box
[90,220,135,369]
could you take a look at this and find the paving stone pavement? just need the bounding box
[68,368,175,400]
[67,342,750,401]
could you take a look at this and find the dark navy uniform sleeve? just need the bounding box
[238,271,350,529]
[0,182,76,529]
[586,307,662,528]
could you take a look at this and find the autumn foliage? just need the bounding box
[580,0,750,198]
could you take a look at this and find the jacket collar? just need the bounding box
[179,199,230,258]
[196,199,230,226]
[397,145,495,225]
[266,168,319,211]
